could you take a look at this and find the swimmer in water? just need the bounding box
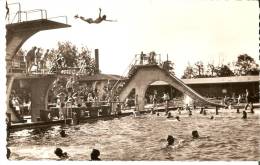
[200,107,204,114]
[167,135,175,146]
[188,110,192,116]
[7,148,10,159]
[60,130,67,137]
[192,130,199,139]
[210,116,214,120]
[133,110,141,117]
[242,110,247,119]
[167,112,173,118]
[175,116,180,121]
[54,148,68,159]
[203,109,207,115]
[90,149,101,161]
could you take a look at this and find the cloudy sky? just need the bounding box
[5,0,259,77]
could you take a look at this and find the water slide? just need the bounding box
[118,65,224,108]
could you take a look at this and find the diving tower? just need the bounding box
[6,3,71,122]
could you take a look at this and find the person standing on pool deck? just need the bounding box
[237,94,241,105]
[66,77,75,97]
[163,92,170,114]
[244,89,250,110]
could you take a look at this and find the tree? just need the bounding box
[234,54,259,76]
[57,41,78,67]
[194,61,204,78]
[46,41,97,75]
[206,63,216,77]
[215,64,234,77]
[182,64,195,79]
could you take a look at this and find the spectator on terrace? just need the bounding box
[11,97,21,115]
[140,51,145,65]
[149,51,156,64]
[25,46,37,74]
[35,48,42,72]
[40,49,49,73]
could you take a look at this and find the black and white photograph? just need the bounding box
[2,0,259,163]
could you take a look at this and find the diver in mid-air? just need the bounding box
[74,8,117,24]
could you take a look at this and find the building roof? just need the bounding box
[150,76,259,86]
[182,76,259,84]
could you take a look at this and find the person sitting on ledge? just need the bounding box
[90,149,101,161]
[210,116,214,120]
[75,8,116,24]
[54,148,68,159]
[175,116,180,121]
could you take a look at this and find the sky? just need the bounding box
[5,0,259,78]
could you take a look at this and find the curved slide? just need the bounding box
[118,65,224,110]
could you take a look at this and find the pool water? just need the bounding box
[7,109,260,160]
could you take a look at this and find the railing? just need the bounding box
[6,2,68,25]
[110,56,136,92]
[48,16,68,25]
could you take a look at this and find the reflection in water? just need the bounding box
[7,109,260,160]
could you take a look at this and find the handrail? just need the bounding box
[48,16,68,24]
[7,3,68,25]
[110,56,136,92]
[7,2,22,22]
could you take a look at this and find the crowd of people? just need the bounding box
[17,46,93,75]
[9,90,31,116]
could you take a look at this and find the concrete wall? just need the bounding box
[7,75,56,122]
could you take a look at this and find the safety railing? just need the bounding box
[6,2,68,25]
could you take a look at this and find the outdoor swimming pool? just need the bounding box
[7,109,260,160]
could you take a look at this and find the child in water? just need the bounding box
[54,148,69,160]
